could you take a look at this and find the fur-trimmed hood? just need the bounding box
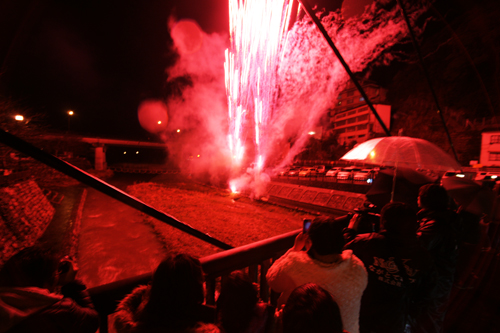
[112,285,150,333]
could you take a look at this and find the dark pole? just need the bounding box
[296,0,391,137]
[0,128,233,250]
[396,0,459,162]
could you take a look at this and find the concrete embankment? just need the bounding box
[263,181,368,216]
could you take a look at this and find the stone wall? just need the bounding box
[266,182,367,213]
[0,180,55,266]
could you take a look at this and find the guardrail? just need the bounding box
[88,229,300,332]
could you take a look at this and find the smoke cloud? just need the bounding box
[161,1,431,193]
[163,19,231,186]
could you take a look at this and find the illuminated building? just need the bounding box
[328,80,391,145]
[480,131,500,167]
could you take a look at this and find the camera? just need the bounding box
[58,256,73,274]
[303,218,312,233]
[353,206,381,233]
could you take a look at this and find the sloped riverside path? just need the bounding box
[76,174,166,289]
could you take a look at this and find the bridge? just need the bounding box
[37,135,168,171]
[80,137,168,171]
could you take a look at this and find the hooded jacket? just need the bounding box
[417,208,459,296]
[0,281,99,333]
[112,285,216,333]
[345,230,435,333]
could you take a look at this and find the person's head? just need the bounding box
[307,216,344,256]
[380,202,418,236]
[141,252,205,327]
[0,246,58,290]
[282,283,343,333]
[216,270,259,333]
[418,184,449,210]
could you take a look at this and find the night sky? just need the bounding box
[0,0,498,140]
[0,0,229,140]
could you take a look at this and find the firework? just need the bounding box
[225,0,295,171]
[223,0,430,195]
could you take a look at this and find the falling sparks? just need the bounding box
[225,0,295,170]
[159,0,433,194]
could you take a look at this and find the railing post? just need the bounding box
[248,264,258,283]
[260,259,271,302]
[205,277,217,306]
[99,313,108,333]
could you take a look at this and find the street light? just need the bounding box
[14,115,24,121]
[67,110,74,132]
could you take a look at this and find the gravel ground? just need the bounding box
[127,181,315,258]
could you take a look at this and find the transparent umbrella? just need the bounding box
[366,167,438,210]
[341,136,461,172]
[441,177,496,216]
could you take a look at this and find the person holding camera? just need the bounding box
[343,202,435,333]
[266,216,367,333]
[0,246,99,333]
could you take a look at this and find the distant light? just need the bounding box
[14,115,24,121]
[136,151,139,154]
[308,131,315,135]
[123,151,127,154]
[370,151,375,158]
[456,174,465,178]
[177,129,181,133]
[197,154,200,157]
[367,178,373,184]
[492,175,498,179]
[68,110,74,116]
[158,121,162,124]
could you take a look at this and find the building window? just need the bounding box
[347,110,356,116]
[357,124,368,130]
[490,135,500,144]
[338,101,342,105]
[347,91,355,97]
[347,117,357,124]
[337,128,346,134]
[347,135,355,139]
[359,97,365,101]
[490,152,500,161]
[357,115,368,122]
[358,134,365,138]
[335,120,346,127]
[347,99,354,104]
[359,106,368,112]
[337,94,342,99]
[336,113,346,119]
[347,126,356,132]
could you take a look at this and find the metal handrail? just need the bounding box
[88,229,299,332]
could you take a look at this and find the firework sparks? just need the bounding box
[220,0,430,195]
[225,0,294,172]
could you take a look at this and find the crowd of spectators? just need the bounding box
[0,182,489,333]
